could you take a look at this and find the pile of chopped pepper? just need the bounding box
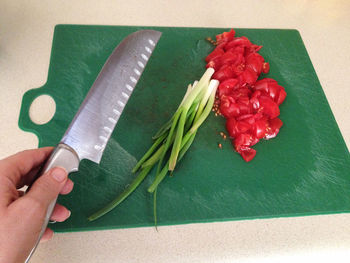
[206,29,287,162]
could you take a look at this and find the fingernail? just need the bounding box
[67,210,71,218]
[52,168,67,182]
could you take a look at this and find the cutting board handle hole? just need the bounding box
[29,94,56,125]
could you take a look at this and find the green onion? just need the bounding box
[153,188,158,230]
[132,133,167,173]
[152,82,197,140]
[190,79,219,133]
[147,131,197,193]
[88,68,219,222]
[168,69,214,171]
[88,165,153,221]
[155,108,182,175]
[141,145,164,168]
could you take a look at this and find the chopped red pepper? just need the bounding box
[220,51,239,65]
[258,95,280,119]
[218,78,239,97]
[234,133,257,150]
[238,67,258,86]
[240,148,257,162]
[225,36,252,51]
[253,119,268,139]
[226,118,238,137]
[265,117,283,139]
[246,53,265,75]
[262,62,270,74]
[205,48,224,63]
[212,64,235,82]
[220,95,240,118]
[206,29,287,161]
[216,29,236,44]
[276,88,287,105]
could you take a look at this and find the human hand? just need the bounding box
[0,147,74,263]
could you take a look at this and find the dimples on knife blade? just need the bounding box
[61,30,162,163]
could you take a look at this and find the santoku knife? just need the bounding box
[25,29,162,263]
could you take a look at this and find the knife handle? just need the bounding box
[25,143,80,263]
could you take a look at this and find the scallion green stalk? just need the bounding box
[132,133,167,173]
[147,79,218,192]
[147,131,197,193]
[88,165,153,221]
[167,68,214,171]
[88,68,219,222]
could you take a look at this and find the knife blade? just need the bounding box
[25,29,162,263]
[63,29,162,163]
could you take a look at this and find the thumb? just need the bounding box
[25,167,68,208]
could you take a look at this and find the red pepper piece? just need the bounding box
[205,48,224,63]
[234,133,259,151]
[250,44,263,53]
[254,78,286,105]
[276,87,287,105]
[232,63,245,76]
[237,98,251,115]
[250,90,261,110]
[218,78,239,97]
[220,95,240,118]
[226,46,243,54]
[258,95,280,119]
[236,121,251,134]
[234,133,252,149]
[225,36,252,51]
[270,117,283,130]
[253,112,264,120]
[236,96,252,115]
[262,62,270,74]
[220,51,238,66]
[267,84,279,101]
[237,96,250,106]
[216,29,235,44]
[213,64,235,82]
[254,81,269,93]
[251,90,262,99]
[226,118,254,138]
[240,147,257,162]
[221,103,240,118]
[238,103,252,115]
[238,67,258,85]
[226,46,245,56]
[206,57,222,71]
[237,114,255,124]
[234,53,245,65]
[216,42,228,50]
[223,53,245,76]
[226,118,237,137]
[206,53,223,71]
[246,53,265,75]
[254,78,277,93]
[253,119,268,139]
[265,117,283,139]
[231,88,252,101]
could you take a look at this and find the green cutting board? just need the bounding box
[19,25,350,232]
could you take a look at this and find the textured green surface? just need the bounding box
[19,25,350,232]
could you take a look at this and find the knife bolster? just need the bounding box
[43,143,80,174]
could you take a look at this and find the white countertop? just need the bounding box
[1,0,350,262]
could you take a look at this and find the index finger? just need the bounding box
[0,147,54,187]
